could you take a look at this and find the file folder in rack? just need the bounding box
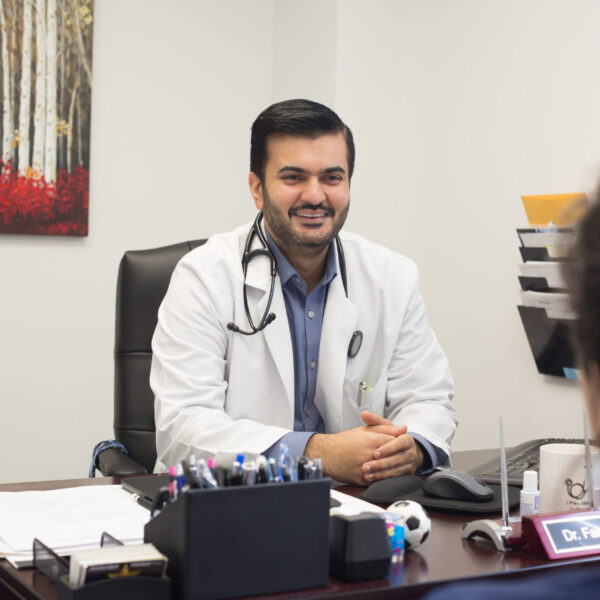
[32,535,171,600]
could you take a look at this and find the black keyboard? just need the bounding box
[468,438,582,486]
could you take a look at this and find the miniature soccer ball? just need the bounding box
[386,499,431,550]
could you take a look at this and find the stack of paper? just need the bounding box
[0,485,151,568]
[69,542,166,588]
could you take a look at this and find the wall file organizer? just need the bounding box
[516,227,577,379]
[517,306,575,378]
[144,479,331,600]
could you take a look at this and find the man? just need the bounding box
[426,199,600,599]
[151,99,457,485]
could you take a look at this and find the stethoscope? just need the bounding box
[227,211,363,358]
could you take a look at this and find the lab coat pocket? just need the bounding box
[344,373,387,415]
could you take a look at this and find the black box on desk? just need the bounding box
[144,479,330,599]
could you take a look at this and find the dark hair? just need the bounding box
[250,99,355,182]
[565,199,600,372]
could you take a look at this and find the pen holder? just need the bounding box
[144,479,331,600]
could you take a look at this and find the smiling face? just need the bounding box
[248,133,350,262]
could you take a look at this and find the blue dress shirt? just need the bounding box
[261,230,446,474]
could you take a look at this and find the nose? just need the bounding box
[300,177,327,204]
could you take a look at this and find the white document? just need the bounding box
[518,261,566,289]
[519,290,576,319]
[517,230,573,258]
[0,485,150,560]
[329,489,385,516]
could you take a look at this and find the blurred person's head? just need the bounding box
[566,199,600,437]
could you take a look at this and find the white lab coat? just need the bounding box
[151,221,457,471]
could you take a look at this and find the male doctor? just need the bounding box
[151,99,457,485]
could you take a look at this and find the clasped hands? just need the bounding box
[305,410,424,486]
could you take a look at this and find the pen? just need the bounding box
[256,456,271,483]
[176,463,186,492]
[268,457,279,482]
[279,443,293,482]
[150,487,170,517]
[297,456,309,480]
[358,381,372,408]
[313,457,323,479]
[188,454,199,484]
[242,461,257,485]
[182,459,199,490]
[169,465,178,502]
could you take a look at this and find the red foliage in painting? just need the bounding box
[0,159,88,236]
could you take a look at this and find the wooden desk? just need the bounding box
[2,450,600,600]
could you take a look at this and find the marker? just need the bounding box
[256,456,271,483]
[150,487,170,517]
[313,458,323,479]
[242,461,257,485]
[176,464,186,492]
[181,459,199,489]
[169,465,178,502]
[207,457,216,474]
[188,455,199,484]
[297,456,309,480]
[198,458,218,488]
[268,458,279,482]
[279,443,293,482]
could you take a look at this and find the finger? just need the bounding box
[360,410,392,427]
[361,411,407,436]
[373,434,413,459]
[367,424,406,437]
[363,462,416,482]
[362,454,417,482]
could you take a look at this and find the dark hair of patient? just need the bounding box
[566,200,600,372]
[250,99,355,182]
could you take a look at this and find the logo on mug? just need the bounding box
[565,477,587,500]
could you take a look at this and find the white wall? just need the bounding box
[336,0,600,450]
[0,0,275,483]
[2,0,598,482]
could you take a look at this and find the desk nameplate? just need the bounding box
[521,509,600,560]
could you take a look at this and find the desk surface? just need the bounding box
[2,449,600,600]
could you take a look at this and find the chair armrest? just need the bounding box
[96,447,149,477]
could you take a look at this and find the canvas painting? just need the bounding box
[0,0,93,236]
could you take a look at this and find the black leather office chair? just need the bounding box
[95,239,206,477]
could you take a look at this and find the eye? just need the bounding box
[323,174,343,184]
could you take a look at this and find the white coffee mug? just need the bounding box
[539,443,600,513]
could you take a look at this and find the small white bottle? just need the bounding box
[520,470,541,517]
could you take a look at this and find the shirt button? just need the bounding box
[305,409,310,417]
[294,276,302,284]
[307,310,315,319]
[310,360,316,369]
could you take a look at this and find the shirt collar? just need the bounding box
[264,226,338,291]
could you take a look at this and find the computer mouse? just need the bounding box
[423,471,494,503]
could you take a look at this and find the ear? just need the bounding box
[248,172,264,210]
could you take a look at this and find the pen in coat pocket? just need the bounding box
[358,381,372,408]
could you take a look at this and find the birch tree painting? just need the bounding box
[0,0,92,236]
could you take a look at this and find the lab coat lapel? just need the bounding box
[315,274,359,431]
[245,251,295,415]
